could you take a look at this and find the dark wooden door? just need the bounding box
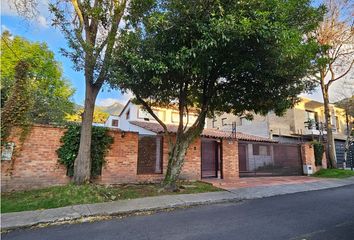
[201,140,217,178]
[238,144,247,172]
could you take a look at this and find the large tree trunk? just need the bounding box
[321,85,337,168]
[344,112,353,170]
[73,84,98,184]
[163,125,204,191]
[163,138,190,191]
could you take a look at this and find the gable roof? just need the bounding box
[118,100,132,117]
[129,121,276,142]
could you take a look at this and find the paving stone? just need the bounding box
[174,191,237,204]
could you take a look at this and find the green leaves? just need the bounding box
[112,0,323,117]
[57,125,113,177]
[0,32,75,124]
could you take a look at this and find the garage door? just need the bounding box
[239,143,303,177]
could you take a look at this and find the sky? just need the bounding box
[1,0,353,107]
[1,0,131,106]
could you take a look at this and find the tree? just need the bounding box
[1,60,33,141]
[66,108,109,124]
[112,0,323,190]
[49,0,151,184]
[10,0,149,184]
[311,0,354,168]
[335,81,354,168]
[1,31,75,125]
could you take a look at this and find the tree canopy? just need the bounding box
[111,0,324,189]
[1,31,75,124]
[113,0,322,118]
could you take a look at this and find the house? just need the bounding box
[104,100,199,134]
[207,97,352,166]
[103,100,311,178]
[2,100,325,191]
[127,120,286,179]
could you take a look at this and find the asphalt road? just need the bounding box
[3,184,354,240]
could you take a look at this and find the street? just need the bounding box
[3,184,354,240]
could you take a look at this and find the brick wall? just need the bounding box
[160,136,201,180]
[1,126,70,192]
[301,143,327,174]
[1,125,240,192]
[222,139,239,179]
[181,138,202,179]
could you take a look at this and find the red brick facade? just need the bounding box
[1,125,239,191]
[301,143,327,173]
[222,139,239,180]
[1,126,70,192]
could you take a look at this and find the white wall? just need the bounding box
[104,115,120,128]
[246,144,274,171]
[221,121,269,138]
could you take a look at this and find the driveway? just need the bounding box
[3,184,354,240]
[205,176,322,189]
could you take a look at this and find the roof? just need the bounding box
[129,121,276,143]
[118,100,131,117]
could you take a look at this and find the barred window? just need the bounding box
[253,144,270,156]
[137,135,163,174]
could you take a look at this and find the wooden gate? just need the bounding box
[201,140,218,178]
[238,144,247,172]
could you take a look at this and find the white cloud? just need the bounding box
[118,90,134,103]
[97,91,133,107]
[1,0,50,28]
[37,15,48,28]
[0,0,17,16]
[1,24,10,33]
[97,98,121,106]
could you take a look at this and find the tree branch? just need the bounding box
[135,95,169,135]
[94,0,126,88]
[71,0,84,30]
[327,59,354,87]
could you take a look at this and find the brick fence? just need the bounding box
[301,143,327,173]
[1,125,239,191]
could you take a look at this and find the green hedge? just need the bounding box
[57,124,113,177]
[312,141,324,166]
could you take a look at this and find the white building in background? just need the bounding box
[104,115,120,128]
[104,100,199,135]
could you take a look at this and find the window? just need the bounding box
[171,112,198,124]
[335,116,339,131]
[253,144,270,156]
[212,117,217,128]
[111,119,119,127]
[221,118,227,126]
[138,108,165,121]
[305,110,318,129]
[126,109,130,120]
[137,135,163,174]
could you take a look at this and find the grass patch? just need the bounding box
[1,181,221,213]
[312,169,354,179]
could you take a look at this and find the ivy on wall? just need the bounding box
[57,124,113,177]
[1,60,34,145]
[312,141,324,166]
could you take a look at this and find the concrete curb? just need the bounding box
[1,191,237,231]
[2,177,354,231]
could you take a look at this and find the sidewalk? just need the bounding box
[2,177,354,231]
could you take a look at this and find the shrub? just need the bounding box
[57,124,113,177]
[312,141,324,166]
